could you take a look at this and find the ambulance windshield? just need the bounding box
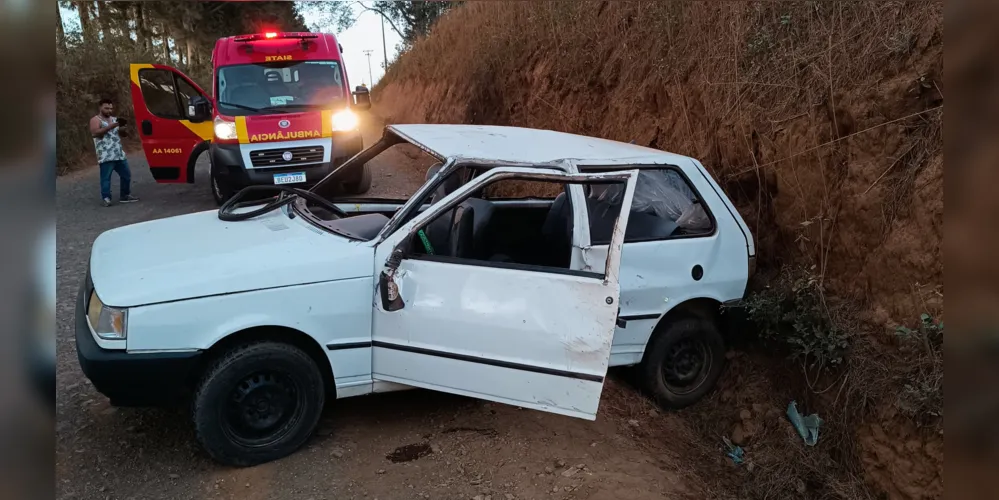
[216,60,345,115]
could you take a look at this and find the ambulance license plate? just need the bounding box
[273,172,306,185]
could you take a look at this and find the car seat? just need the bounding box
[540,192,574,267]
[421,165,495,258]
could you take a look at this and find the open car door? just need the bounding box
[371,167,639,420]
[128,64,213,184]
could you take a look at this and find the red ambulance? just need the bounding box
[129,32,372,205]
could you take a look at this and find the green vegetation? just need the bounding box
[737,267,851,373]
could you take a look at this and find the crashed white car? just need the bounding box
[76,124,755,466]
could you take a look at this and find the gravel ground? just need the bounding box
[55,114,708,500]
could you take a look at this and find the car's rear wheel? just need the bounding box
[639,317,725,409]
[192,342,325,467]
[342,163,372,195]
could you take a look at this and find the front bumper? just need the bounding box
[75,277,203,407]
[210,134,364,190]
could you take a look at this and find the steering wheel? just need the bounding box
[218,185,348,222]
[449,204,475,259]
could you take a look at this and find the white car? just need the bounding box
[76,125,755,466]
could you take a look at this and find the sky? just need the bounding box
[57,2,403,87]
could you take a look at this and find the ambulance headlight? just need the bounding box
[331,109,358,132]
[214,117,238,140]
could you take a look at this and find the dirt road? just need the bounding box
[56,113,714,500]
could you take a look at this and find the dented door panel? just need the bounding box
[370,167,639,420]
[373,261,619,419]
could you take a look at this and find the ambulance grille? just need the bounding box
[250,146,324,168]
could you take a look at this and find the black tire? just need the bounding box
[342,163,372,195]
[210,159,234,206]
[192,342,326,467]
[639,317,725,409]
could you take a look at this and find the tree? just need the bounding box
[56,7,66,50]
[369,1,459,45]
[134,3,149,52]
[302,1,356,33]
[73,1,97,45]
[305,1,458,46]
[93,0,105,40]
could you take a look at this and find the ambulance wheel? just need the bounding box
[343,163,372,195]
[210,160,233,206]
[192,341,325,467]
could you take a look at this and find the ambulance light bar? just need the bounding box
[234,32,319,43]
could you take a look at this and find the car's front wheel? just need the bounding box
[209,159,234,206]
[639,317,725,409]
[192,342,326,467]
[342,163,372,195]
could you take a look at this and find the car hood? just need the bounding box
[90,209,374,307]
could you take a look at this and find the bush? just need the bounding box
[734,267,851,374]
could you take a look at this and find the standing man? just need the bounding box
[90,98,138,206]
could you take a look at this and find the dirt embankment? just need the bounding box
[372,2,943,499]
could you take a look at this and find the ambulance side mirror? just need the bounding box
[352,86,371,110]
[187,96,213,123]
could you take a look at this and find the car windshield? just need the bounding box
[216,60,345,116]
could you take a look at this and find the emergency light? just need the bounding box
[234,32,320,54]
[234,32,319,42]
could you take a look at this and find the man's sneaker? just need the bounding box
[102,197,112,207]
[119,195,139,203]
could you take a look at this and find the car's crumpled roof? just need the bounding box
[387,124,692,165]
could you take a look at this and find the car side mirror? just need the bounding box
[379,247,408,312]
[378,270,405,312]
[187,96,213,123]
[352,86,371,111]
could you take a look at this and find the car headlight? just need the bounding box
[214,117,238,140]
[87,291,127,340]
[331,109,358,131]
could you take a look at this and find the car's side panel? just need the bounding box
[125,277,376,394]
[689,158,756,257]
[584,159,750,367]
[597,238,742,367]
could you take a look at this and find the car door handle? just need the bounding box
[141,120,152,136]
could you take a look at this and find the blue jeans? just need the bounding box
[99,159,131,199]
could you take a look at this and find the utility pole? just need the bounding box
[381,14,388,76]
[363,49,374,87]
